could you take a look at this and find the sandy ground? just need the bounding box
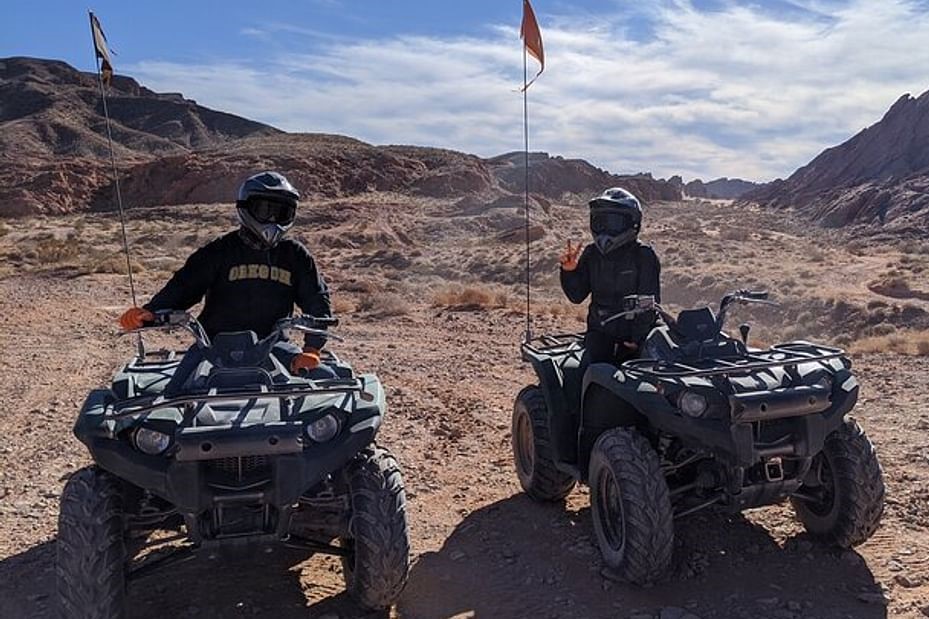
[0,199,927,618]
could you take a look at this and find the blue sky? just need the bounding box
[4,1,929,181]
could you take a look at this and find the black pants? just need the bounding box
[583,330,638,365]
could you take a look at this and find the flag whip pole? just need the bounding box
[89,11,143,355]
[522,38,532,343]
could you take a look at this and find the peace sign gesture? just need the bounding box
[560,240,583,271]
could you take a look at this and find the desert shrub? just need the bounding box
[850,330,929,356]
[357,292,410,317]
[86,254,144,275]
[339,279,378,294]
[918,338,929,357]
[432,285,508,311]
[719,227,750,242]
[34,238,81,263]
[331,297,355,315]
[866,299,889,310]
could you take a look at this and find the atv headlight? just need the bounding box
[132,427,171,455]
[679,391,708,418]
[306,414,340,443]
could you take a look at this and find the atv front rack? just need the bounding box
[105,378,369,420]
[621,342,847,379]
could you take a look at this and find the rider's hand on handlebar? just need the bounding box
[560,240,583,272]
[291,348,321,374]
[118,307,154,331]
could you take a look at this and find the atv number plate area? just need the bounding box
[174,423,303,461]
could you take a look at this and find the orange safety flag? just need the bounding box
[89,12,114,86]
[520,0,544,89]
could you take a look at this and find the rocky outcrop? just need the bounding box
[744,90,929,232]
[486,152,682,204]
[685,177,759,199]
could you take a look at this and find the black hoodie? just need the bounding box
[145,231,331,349]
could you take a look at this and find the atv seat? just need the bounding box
[206,368,274,390]
[675,308,720,342]
[207,331,275,369]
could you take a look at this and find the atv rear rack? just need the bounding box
[521,333,584,359]
[105,378,369,419]
[523,336,846,379]
[621,342,847,379]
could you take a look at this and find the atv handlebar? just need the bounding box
[601,295,675,326]
[717,289,778,331]
[123,311,341,349]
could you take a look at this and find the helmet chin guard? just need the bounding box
[594,229,638,254]
[236,208,292,249]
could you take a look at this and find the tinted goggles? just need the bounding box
[590,211,633,234]
[245,198,296,225]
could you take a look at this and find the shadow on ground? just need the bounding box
[399,494,885,619]
[0,540,385,618]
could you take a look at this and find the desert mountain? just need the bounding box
[0,57,680,216]
[684,177,759,200]
[487,152,681,203]
[744,90,929,233]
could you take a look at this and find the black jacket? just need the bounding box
[560,241,661,343]
[145,232,331,350]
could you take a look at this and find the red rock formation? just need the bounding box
[744,90,929,233]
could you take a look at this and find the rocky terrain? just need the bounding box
[745,90,929,235]
[0,194,927,618]
[0,57,681,217]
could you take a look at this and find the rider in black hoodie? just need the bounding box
[118,171,334,393]
[560,187,661,364]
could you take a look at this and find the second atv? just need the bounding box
[57,311,410,617]
[513,290,884,583]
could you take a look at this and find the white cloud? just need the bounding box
[129,0,929,182]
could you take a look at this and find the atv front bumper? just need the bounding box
[85,421,377,515]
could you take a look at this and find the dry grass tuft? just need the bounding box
[849,330,929,356]
[331,297,355,315]
[432,285,509,311]
[357,292,410,317]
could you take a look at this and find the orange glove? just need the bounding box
[291,348,321,374]
[560,240,583,271]
[119,307,154,331]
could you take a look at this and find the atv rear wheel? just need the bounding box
[589,428,674,584]
[341,445,410,610]
[56,466,127,619]
[512,385,576,501]
[791,418,884,547]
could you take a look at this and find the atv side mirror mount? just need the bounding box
[739,323,751,345]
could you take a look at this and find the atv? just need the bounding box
[57,311,410,617]
[514,290,884,583]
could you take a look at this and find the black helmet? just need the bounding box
[235,171,300,248]
[588,187,642,254]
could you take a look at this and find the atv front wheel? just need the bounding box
[341,445,410,610]
[589,428,674,584]
[56,466,127,619]
[791,418,884,547]
[512,385,576,501]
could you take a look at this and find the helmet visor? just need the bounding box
[245,198,296,225]
[590,211,633,235]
